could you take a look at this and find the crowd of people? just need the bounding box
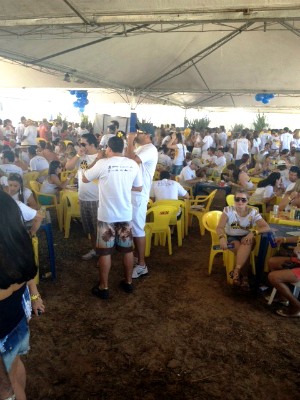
[1,116,300,398]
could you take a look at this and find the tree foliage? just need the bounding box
[253,112,269,131]
[184,116,210,131]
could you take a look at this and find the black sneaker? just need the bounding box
[120,280,133,294]
[91,285,109,299]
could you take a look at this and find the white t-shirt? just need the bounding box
[15,123,25,142]
[280,132,293,150]
[249,185,274,204]
[150,179,187,200]
[235,138,249,160]
[223,206,262,236]
[29,156,49,172]
[179,165,195,186]
[215,155,227,172]
[173,144,187,166]
[100,133,114,148]
[218,131,227,147]
[76,153,99,201]
[84,156,142,223]
[157,153,172,170]
[133,143,158,198]
[16,200,37,222]
[251,138,261,154]
[285,182,295,193]
[12,187,33,204]
[0,163,23,176]
[202,135,213,152]
[51,125,59,141]
[23,125,37,145]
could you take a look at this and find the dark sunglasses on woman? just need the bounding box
[234,197,247,203]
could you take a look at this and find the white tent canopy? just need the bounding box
[1,1,300,111]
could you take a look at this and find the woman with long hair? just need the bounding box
[7,173,38,210]
[40,160,74,196]
[226,164,254,191]
[278,179,300,211]
[249,172,281,211]
[167,132,188,175]
[0,191,41,399]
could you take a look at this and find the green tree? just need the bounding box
[253,112,269,131]
[185,116,210,131]
[231,123,245,133]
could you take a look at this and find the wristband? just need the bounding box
[30,293,41,301]
[76,154,81,158]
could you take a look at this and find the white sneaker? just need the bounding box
[81,249,97,261]
[132,264,148,279]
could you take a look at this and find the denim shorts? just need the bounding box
[0,316,30,372]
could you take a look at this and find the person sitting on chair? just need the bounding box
[216,190,270,288]
[150,171,189,202]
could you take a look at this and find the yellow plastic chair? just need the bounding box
[250,176,263,184]
[226,194,234,206]
[202,211,256,284]
[30,181,62,229]
[153,199,186,246]
[147,198,154,209]
[63,192,81,239]
[188,190,217,236]
[38,168,49,182]
[23,171,39,188]
[61,169,77,184]
[202,211,233,283]
[144,205,178,257]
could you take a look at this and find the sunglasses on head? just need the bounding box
[79,143,87,147]
[234,197,247,203]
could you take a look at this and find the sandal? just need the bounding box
[229,267,242,286]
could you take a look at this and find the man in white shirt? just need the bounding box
[179,159,203,187]
[234,131,250,164]
[201,131,213,154]
[28,146,49,172]
[22,119,37,146]
[66,133,100,260]
[217,126,227,148]
[284,166,300,192]
[209,148,227,174]
[150,171,189,201]
[83,136,142,299]
[0,150,23,176]
[126,130,158,278]
[51,121,60,142]
[280,127,293,151]
[15,116,26,144]
[99,125,116,149]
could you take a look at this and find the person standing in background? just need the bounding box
[126,130,158,279]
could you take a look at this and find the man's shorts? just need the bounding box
[79,200,98,235]
[131,195,148,237]
[0,315,30,372]
[96,221,133,255]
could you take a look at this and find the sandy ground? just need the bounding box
[24,209,300,400]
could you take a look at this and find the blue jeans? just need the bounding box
[0,315,30,372]
[172,165,183,175]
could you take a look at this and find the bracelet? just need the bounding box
[218,234,226,239]
[76,154,81,158]
[30,293,41,301]
[249,229,258,236]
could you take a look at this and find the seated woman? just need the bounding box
[278,179,300,211]
[40,160,73,197]
[251,154,273,177]
[268,239,300,317]
[7,173,38,210]
[226,164,254,191]
[217,190,270,287]
[249,172,281,212]
[14,148,29,172]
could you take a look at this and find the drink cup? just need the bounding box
[273,205,279,215]
[220,180,225,187]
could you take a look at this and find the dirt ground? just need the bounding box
[25,199,300,400]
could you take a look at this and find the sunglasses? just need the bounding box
[79,143,87,147]
[234,197,247,203]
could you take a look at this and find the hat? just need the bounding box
[277,160,286,166]
[191,158,201,168]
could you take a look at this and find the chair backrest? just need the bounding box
[196,189,217,213]
[146,205,178,229]
[153,199,184,223]
[61,169,77,182]
[226,194,235,206]
[23,171,39,188]
[65,192,80,214]
[38,169,49,179]
[30,180,57,206]
[202,211,223,245]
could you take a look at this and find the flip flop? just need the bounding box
[276,309,300,318]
